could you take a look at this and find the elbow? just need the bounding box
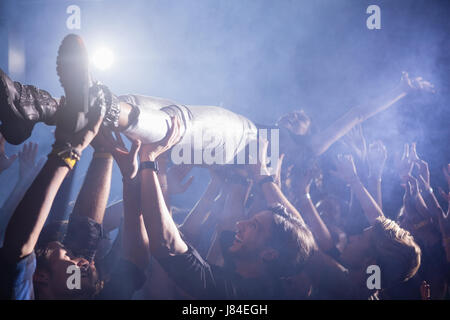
[150,234,188,258]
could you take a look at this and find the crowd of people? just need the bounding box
[0,101,448,300]
[0,35,448,299]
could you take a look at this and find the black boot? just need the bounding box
[0,68,59,145]
[56,34,121,136]
[56,33,92,136]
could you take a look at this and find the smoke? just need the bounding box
[0,0,449,212]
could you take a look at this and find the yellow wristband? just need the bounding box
[48,142,83,170]
[62,156,77,170]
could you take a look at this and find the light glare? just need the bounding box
[92,47,114,70]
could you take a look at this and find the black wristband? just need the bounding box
[257,175,275,187]
[140,161,159,173]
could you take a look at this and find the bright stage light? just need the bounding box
[92,47,114,70]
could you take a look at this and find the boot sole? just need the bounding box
[56,34,90,133]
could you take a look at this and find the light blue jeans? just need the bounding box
[121,94,258,165]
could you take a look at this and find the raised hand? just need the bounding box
[140,116,182,161]
[330,154,359,185]
[367,140,387,178]
[396,143,414,183]
[273,153,285,188]
[400,72,435,94]
[249,137,271,179]
[296,164,320,194]
[443,164,450,188]
[55,104,104,154]
[91,126,142,180]
[402,175,431,223]
[438,164,450,203]
[439,187,450,204]
[408,143,430,186]
[18,142,44,180]
[0,133,17,174]
[341,124,367,161]
[111,132,142,180]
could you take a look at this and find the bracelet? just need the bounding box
[257,175,275,187]
[48,143,81,170]
[93,152,113,160]
[140,161,159,173]
[300,193,311,200]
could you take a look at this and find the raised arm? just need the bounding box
[206,173,249,266]
[437,164,450,262]
[139,117,188,257]
[331,154,384,225]
[252,139,305,224]
[295,166,334,252]
[309,73,434,156]
[366,140,387,209]
[2,108,103,260]
[110,133,150,270]
[161,158,195,212]
[70,129,115,224]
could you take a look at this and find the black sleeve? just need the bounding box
[156,244,232,299]
[95,258,146,300]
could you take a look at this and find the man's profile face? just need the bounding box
[43,241,99,298]
[229,211,274,258]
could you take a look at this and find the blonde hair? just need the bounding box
[371,217,421,287]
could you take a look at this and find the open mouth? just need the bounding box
[234,234,243,244]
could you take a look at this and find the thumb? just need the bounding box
[130,140,142,159]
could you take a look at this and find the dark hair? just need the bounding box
[371,217,421,287]
[265,204,317,277]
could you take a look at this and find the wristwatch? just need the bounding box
[140,160,159,173]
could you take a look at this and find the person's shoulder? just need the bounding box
[0,248,36,300]
[0,247,36,269]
